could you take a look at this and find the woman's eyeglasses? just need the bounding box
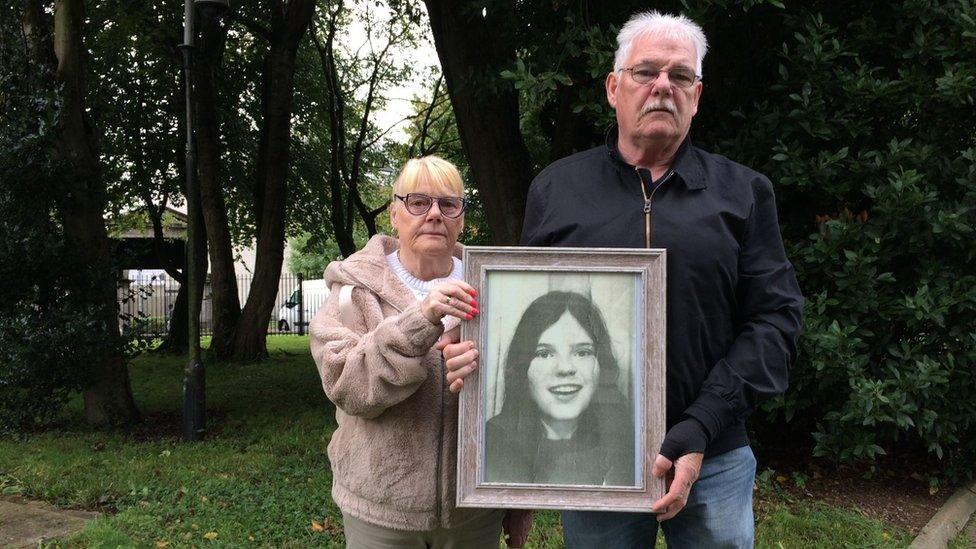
[394,193,467,218]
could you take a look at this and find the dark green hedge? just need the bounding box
[709,1,976,475]
[0,11,101,431]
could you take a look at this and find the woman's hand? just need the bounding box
[502,509,534,547]
[420,280,479,326]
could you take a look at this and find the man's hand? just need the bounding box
[650,452,703,521]
[436,327,479,393]
[502,509,534,547]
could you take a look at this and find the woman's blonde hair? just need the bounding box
[391,155,464,199]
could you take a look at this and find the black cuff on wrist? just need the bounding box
[659,418,709,462]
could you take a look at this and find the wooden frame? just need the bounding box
[457,246,666,512]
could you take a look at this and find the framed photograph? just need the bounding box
[457,246,667,512]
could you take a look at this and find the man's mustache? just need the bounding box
[639,100,677,118]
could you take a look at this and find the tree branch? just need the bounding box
[349,20,408,186]
[410,74,443,157]
[363,114,415,150]
[227,12,272,41]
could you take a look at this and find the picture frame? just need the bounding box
[457,246,667,512]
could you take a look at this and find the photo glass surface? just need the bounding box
[480,270,642,488]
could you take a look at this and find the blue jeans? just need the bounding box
[561,446,757,549]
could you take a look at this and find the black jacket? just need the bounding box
[521,131,804,456]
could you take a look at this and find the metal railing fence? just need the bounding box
[118,273,326,337]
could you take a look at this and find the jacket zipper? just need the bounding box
[635,167,673,247]
[435,355,445,526]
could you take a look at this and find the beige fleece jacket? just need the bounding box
[309,234,492,531]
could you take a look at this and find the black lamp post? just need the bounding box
[181,0,229,442]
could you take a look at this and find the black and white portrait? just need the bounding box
[480,271,642,488]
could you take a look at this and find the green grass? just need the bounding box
[949,518,976,549]
[0,336,912,547]
[755,502,910,548]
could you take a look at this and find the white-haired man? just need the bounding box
[518,11,804,548]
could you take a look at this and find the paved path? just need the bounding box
[912,480,976,549]
[0,499,98,548]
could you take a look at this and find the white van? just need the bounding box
[277,279,330,332]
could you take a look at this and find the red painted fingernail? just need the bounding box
[471,299,478,307]
[472,308,480,315]
[468,289,478,297]
[465,313,473,320]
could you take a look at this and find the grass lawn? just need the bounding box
[0,337,912,547]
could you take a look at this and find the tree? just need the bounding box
[21,0,140,425]
[286,232,346,277]
[2,3,84,428]
[393,72,492,245]
[230,0,316,360]
[419,1,789,242]
[421,0,534,245]
[88,1,207,355]
[307,0,417,257]
[193,6,241,358]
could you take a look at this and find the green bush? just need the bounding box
[0,165,103,429]
[0,7,118,430]
[714,1,976,474]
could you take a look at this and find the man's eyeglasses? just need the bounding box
[394,193,467,218]
[621,62,700,88]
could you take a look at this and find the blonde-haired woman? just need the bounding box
[310,155,531,548]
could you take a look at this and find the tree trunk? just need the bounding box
[49,0,140,425]
[193,9,241,360]
[311,5,363,259]
[423,0,534,244]
[22,0,53,67]
[159,201,208,355]
[153,60,208,355]
[146,198,186,353]
[163,281,189,353]
[232,0,315,361]
[311,3,386,257]
[547,82,598,164]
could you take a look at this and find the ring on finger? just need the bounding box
[447,297,455,306]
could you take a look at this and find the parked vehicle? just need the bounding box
[277,279,329,332]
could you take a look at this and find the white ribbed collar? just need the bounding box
[386,251,462,299]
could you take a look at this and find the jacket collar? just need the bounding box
[604,125,706,189]
[326,234,464,313]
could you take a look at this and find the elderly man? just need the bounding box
[517,10,804,548]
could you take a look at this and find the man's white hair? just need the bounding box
[613,11,709,77]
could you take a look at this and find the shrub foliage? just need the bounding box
[0,8,119,430]
[710,1,976,473]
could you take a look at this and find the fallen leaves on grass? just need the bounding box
[203,531,218,541]
[310,516,343,535]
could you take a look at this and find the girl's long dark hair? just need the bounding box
[499,291,619,422]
